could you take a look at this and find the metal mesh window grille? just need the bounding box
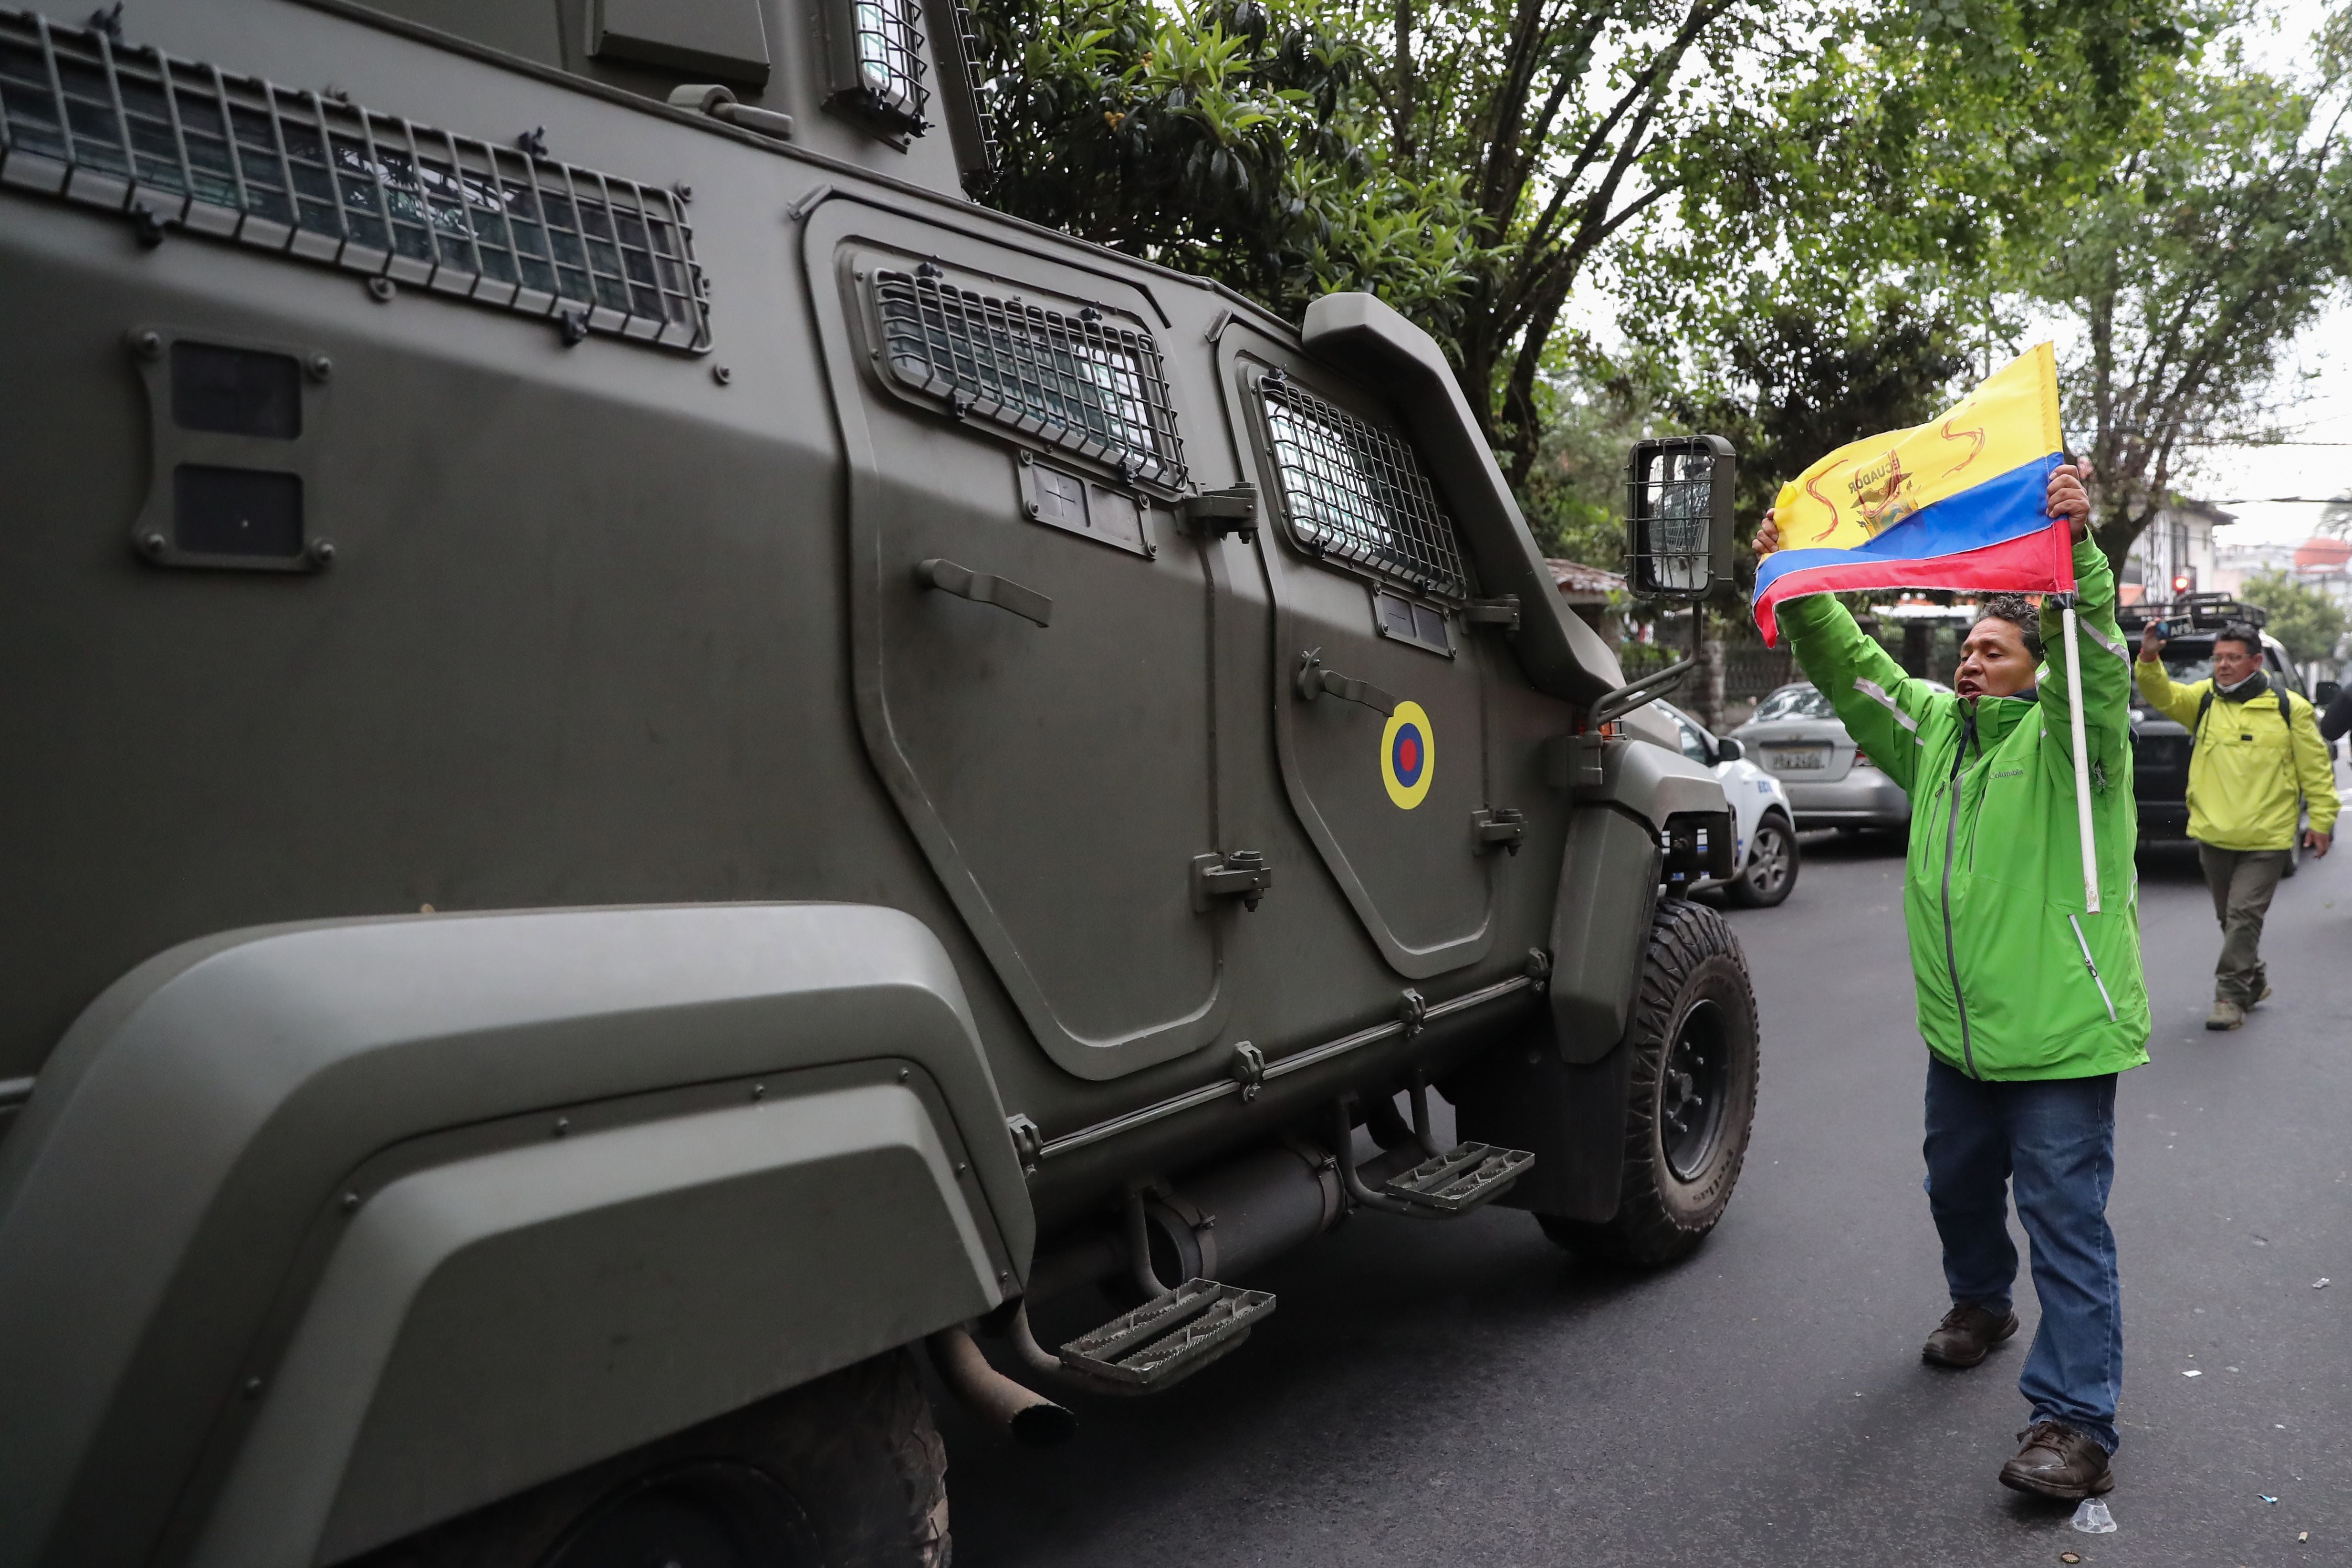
[873,268,1185,488]
[1259,376,1467,599]
[849,0,928,125]
[0,10,709,350]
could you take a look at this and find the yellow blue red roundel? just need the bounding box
[1381,701,1434,809]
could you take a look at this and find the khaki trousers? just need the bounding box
[2196,844,2290,1007]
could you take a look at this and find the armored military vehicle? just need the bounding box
[0,4,1759,1563]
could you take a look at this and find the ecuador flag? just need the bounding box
[1752,343,2071,645]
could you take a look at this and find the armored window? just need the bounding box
[826,0,929,132]
[0,13,707,349]
[1258,376,1468,600]
[872,267,1186,489]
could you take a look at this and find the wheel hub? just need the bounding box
[1661,1000,1730,1181]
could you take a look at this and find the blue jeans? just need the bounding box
[1923,1058,2122,1453]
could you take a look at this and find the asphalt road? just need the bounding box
[936,822,2352,1568]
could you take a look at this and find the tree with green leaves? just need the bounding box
[2041,12,2352,571]
[2238,567,2347,665]
[965,0,1490,329]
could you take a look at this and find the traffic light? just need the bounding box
[2172,572,2193,596]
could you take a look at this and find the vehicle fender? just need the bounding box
[1300,292,1623,706]
[1545,739,1726,1064]
[0,904,1027,1568]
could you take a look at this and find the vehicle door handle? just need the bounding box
[917,558,1053,627]
[1295,650,1396,714]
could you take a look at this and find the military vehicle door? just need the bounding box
[804,198,1225,1079]
[1214,325,1498,978]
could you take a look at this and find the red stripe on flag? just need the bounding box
[1756,522,2077,646]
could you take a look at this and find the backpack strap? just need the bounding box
[2199,682,2301,741]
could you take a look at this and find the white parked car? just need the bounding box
[1633,700,1801,908]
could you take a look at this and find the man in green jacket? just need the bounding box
[2135,621,2336,1030]
[1754,465,2148,1500]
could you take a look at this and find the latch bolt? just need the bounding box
[1192,850,1273,913]
[1472,806,1527,854]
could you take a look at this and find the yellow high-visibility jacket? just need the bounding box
[2135,662,2341,851]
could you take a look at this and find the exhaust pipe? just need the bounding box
[925,1325,1077,1446]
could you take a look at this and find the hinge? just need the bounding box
[1178,484,1258,543]
[1546,732,1609,793]
[1192,850,1273,912]
[1230,1041,1267,1101]
[1397,988,1429,1039]
[1472,805,1527,855]
[1463,596,1520,632]
[1006,1113,1042,1174]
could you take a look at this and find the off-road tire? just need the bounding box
[1725,809,1799,908]
[1538,899,1760,1267]
[351,1348,951,1568]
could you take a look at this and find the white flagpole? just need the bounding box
[2062,603,2101,913]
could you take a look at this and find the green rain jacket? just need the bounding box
[1776,538,2151,1080]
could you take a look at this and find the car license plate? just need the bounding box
[1769,748,1826,771]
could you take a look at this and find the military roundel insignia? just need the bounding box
[1381,700,1435,809]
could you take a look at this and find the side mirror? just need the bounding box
[1714,735,1745,763]
[1625,435,1735,599]
[2318,680,2342,707]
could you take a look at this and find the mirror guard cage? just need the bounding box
[1256,374,1470,601]
[826,0,932,134]
[871,266,1187,489]
[0,9,710,351]
[1624,434,1735,600]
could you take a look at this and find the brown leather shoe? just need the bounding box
[1922,1303,2019,1368]
[1999,1420,2114,1499]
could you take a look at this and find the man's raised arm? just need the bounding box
[1753,511,1940,796]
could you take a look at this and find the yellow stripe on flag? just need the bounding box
[1770,343,2062,549]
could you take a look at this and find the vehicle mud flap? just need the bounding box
[1441,1023,1640,1224]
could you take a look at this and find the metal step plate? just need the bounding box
[1380,1141,1535,1214]
[1057,1278,1274,1390]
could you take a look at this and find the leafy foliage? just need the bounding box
[965,0,2352,592]
[2238,568,2347,665]
[2049,13,2352,571]
[966,0,1490,329]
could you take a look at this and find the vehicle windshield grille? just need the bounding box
[873,267,1185,488]
[0,10,708,350]
[1258,376,1467,600]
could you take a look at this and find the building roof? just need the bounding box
[2295,535,2352,574]
[1547,559,1624,600]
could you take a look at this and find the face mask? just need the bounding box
[2219,669,2268,700]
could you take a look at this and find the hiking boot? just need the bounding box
[1999,1420,2114,1500]
[1922,1303,2020,1368]
[2206,999,2245,1031]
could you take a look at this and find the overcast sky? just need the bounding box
[2188,0,2348,545]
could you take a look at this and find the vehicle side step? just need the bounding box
[1379,1141,1535,1214]
[1057,1277,1274,1391]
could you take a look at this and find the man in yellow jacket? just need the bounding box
[2136,621,2337,1029]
